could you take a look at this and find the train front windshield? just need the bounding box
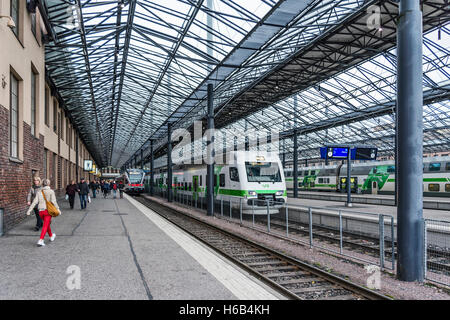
[128,173,143,183]
[245,162,282,182]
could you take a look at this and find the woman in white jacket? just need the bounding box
[26,179,61,247]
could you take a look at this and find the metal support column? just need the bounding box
[150,140,154,196]
[346,147,352,207]
[395,111,399,206]
[140,149,143,169]
[167,123,173,202]
[293,131,298,198]
[396,0,424,282]
[244,119,249,151]
[206,83,215,216]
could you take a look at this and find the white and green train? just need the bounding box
[145,151,287,214]
[284,156,450,197]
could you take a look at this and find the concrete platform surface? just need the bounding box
[0,193,282,300]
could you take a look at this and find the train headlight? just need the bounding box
[275,190,284,196]
[248,190,257,197]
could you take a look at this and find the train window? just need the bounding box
[214,174,217,187]
[184,182,187,190]
[200,175,202,186]
[428,184,440,192]
[446,163,450,171]
[230,167,239,182]
[219,174,226,187]
[446,184,450,192]
[387,166,395,173]
[429,163,441,172]
[310,170,315,176]
[188,183,192,191]
[298,171,303,177]
[318,178,323,183]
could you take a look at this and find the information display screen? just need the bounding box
[355,148,377,160]
[327,147,349,159]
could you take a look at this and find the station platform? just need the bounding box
[0,194,283,300]
[288,191,450,212]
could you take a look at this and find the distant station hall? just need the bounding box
[0,0,449,302]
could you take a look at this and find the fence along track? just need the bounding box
[135,196,391,300]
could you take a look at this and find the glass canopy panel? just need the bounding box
[44,0,277,167]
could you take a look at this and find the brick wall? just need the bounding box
[0,104,44,232]
[0,104,90,232]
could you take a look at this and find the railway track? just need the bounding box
[264,217,450,275]
[134,196,391,300]
[167,196,450,275]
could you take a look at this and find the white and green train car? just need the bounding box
[146,151,287,214]
[284,156,450,197]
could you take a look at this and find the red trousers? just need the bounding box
[39,210,53,240]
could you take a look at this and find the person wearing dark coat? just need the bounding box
[102,180,110,198]
[118,181,125,199]
[77,177,90,210]
[66,180,78,209]
[90,180,98,198]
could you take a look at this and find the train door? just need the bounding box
[371,181,378,195]
[193,175,199,201]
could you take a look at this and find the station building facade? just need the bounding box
[0,2,97,232]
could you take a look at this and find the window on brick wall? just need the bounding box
[69,125,72,149]
[31,70,37,137]
[43,149,47,179]
[10,72,19,158]
[10,0,20,37]
[59,112,63,140]
[66,118,69,143]
[53,153,57,188]
[31,12,36,38]
[53,100,57,133]
[44,87,49,126]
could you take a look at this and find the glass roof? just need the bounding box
[42,0,449,168]
[223,25,450,162]
[45,0,279,167]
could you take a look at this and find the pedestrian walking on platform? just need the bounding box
[118,181,124,199]
[103,180,110,198]
[27,176,43,231]
[77,177,89,209]
[66,180,78,209]
[90,180,98,198]
[26,179,61,247]
[111,181,118,199]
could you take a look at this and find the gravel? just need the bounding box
[145,195,450,300]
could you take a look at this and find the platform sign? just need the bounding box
[84,160,93,172]
[321,146,377,161]
[354,147,377,160]
[89,164,96,174]
[320,147,349,159]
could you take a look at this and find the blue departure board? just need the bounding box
[327,147,348,159]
